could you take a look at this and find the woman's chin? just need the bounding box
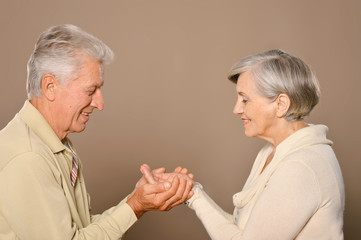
[244,130,254,138]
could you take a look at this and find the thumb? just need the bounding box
[140,165,157,184]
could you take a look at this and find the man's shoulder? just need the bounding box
[0,115,52,171]
[0,114,30,151]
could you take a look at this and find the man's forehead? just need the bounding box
[85,76,104,87]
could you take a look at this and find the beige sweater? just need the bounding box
[188,125,345,239]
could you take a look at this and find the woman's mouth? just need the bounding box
[242,118,251,126]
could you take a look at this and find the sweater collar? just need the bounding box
[233,124,333,210]
[274,124,333,160]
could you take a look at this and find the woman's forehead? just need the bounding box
[236,72,253,90]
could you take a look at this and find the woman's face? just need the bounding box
[233,71,278,140]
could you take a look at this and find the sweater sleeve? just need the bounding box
[188,161,320,240]
[187,187,240,239]
[0,152,137,240]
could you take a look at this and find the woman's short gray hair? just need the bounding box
[26,24,114,99]
[228,49,320,121]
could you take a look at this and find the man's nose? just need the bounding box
[92,88,104,111]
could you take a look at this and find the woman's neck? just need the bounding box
[262,120,308,148]
[259,120,308,174]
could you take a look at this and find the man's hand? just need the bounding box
[126,165,193,219]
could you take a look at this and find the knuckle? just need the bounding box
[154,199,163,207]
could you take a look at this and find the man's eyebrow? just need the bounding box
[237,91,247,96]
[86,83,103,91]
[93,81,104,88]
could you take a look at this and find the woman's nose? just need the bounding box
[233,101,243,115]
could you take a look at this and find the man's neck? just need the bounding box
[29,98,67,140]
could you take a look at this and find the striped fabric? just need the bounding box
[65,142,79,187]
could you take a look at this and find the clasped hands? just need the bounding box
[126,164,195,218]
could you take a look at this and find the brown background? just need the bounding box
[0,0,360,239]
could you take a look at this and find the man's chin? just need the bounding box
[71,124,87,134]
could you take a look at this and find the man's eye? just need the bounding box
[242,99,248,103]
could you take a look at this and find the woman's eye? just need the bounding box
[242,98,248,103]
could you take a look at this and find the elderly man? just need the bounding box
[0,24,193,239]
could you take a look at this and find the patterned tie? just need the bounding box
[65,141,79,187]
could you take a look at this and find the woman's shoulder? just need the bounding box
[275,145,344,202]
[281,143,338,172]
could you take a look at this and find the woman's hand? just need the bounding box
[126,164,195,219]
[140,164,195,200]
[147,164,195,184]
[140,164,194,202]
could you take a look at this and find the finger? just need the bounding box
[156,176,181,210]
[188,173,194,179]
[187,190,194,199]
[180,168,188,175]
[181,179,194,201]
[140,165,158,184]
[153,167,166,174]
[153,172,172,181]
[173,166,182,173]
[156,173,176,181]
[141,164,152,173]
[163,176,188,210]
[140,164,151,175]
[142,163,151,169]
[153,172,166,182]
[169,178,193,208]
[151,167,165,181]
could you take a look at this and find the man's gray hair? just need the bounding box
[26,24,114,99]
[228,49,320,121]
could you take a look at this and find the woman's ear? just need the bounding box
[41,74,58,101]
[276,93,290,118]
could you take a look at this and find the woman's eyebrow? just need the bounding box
[237,91,247,96]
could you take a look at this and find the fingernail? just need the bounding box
[164,182,171,189]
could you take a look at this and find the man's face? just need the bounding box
[54,57,104,138]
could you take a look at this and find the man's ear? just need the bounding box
[41,74,58,101]
[276,93,291,118]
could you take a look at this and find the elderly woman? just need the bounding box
[181,50,345,239]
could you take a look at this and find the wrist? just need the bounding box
[126,195,145,219]
[185,182,202,206]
